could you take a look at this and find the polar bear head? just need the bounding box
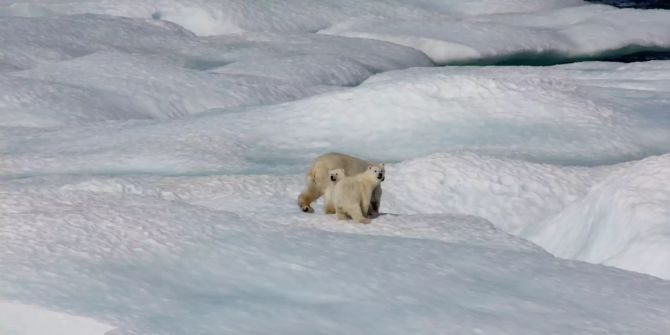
[329,168,346,183]
[366,163,385,182]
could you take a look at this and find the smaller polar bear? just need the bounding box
[330,164,385,224]
[323,168,346,212]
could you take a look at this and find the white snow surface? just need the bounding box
[2,173,670,334]
[2,0,670,334]
[0,301,114,335]
[321,5,670,64]
[522,154,670,279]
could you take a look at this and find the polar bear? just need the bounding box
[330,164,385,224]
[323,168,346,214]
[298,152,383,214]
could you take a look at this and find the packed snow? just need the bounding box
[0,301,114,335]
[321,4,670,65]
[522,154,670,279]
[1,0,670,334]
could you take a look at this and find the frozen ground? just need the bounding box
[1,0,670,334]
[0,301,114,335]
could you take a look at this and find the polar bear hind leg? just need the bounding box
[298,176,320,213]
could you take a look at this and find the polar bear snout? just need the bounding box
[377,172,384,180]
[330,175,337,182]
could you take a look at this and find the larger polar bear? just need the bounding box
[298,152,383,214]
[330,164,385,224]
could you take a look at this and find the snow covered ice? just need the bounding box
[1,0,670,334]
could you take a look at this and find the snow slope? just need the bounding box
[3,61,669,176]
[0,14,431,127]
[0,0,583,35]
[2,0,670,333]
[321,4,670,65]
[0,301,114,335]
[2,174,670,334]
[523,154,670,279]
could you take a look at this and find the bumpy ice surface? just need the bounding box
[1,0,670,334]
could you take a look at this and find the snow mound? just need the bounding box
[0,301,114,335]
[381,153,613,234]
[0,0,583,36]
[3,61,670,176]
[523,153,670,279]
[321,5,670,65]
[0,14,196,73]
[2,175,670,334]
[12,52,327,120]
[1,14,430,127]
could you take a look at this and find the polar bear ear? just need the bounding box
[380,163,385,168]
[367,164,373,170]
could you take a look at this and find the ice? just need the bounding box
[2,1,670,333]
[1,14,430,126]
[522,154,670,279]
[0,0,583,36]
[0,301,114,335]
[3,61,669,176]
[2,175,670,334]
[380,153,613,234]
[321,5,670,65]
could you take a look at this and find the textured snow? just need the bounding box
[0,0,582,35]
[0,15,430,126]
[0,301,114,335]
[2,174,670,334]
[523,154,670,279]
[2,0,670,333]
[3,61,669,176]
[322,4,670,64]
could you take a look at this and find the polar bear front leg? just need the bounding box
[323,192,336,214]
[335,206,348,220]
[368,185,382,217]
[347,205,371,224]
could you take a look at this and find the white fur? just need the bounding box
[331,164,385,224]
[298,152,383,215]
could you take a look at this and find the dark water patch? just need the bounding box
[183,59,232,70]
[586,0,670,9]
[445,44,670,66]
[600,50,670,62]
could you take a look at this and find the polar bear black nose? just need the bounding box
[330,176,336,181]
[377,173,383,179]
[302,207,309,212]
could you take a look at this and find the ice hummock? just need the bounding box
[1,0,670,333]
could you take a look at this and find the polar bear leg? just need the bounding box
[335,206,348,220]
[298,181,320,213]
[345,204,370,224]
[368,185,382,217]
[323,193,336,214]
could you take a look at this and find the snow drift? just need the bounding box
[321,4,670,65]
[523,154,670,279]
[4,61,669,176]
[0,301,114,335]
[2,174,670,334]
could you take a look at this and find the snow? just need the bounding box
[0,0,583,35]
[1,0,670,333]
[0,301,114,335]
[3,61,669,176]
[322,5,670,65]
[2,175,670,334]
[522,154,670,279]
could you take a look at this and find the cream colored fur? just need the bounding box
[330,164,385,224]
[298,152,382,214]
